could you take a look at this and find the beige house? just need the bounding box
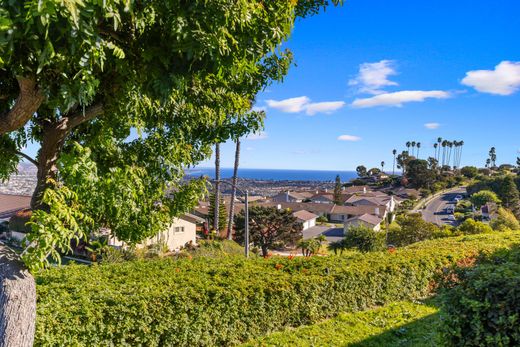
[109,214,199,251]
[344,213,383,232]
[292,210,318,230]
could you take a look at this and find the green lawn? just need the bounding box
[243,301,442,347]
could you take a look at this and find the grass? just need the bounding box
[242,301,442,347]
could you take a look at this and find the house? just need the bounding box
[344,213,383,232]
[329,205,386,222]
[271,191,313,203]
[292,210,318,230]
[108,214,200,251]
[343,185,370,194]
[309,193,335,204]
[345,195,396,213]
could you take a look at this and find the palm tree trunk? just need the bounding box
[227,139,240,240]
[0,245,36,347]
[392,156,396,176]
[214,143,221,234]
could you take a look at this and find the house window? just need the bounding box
[175,226,185,233]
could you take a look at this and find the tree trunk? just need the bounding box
[227,139,240,240]
[0,245,36,347]
[213,143,221,233]
[261,244,269,258]
[31,122,68,209]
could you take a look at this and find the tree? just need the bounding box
[458,218,493,235]
[490,207,520,231]
[434,143,439,162]
[0,0,341,343]
[227,139,241,240]
[368,167,381,176]
[470,190,500,209]
[517,157,520,170]
[356,165,368,177]
[406,159,436,189]
[437,137,443,161]
[208,193,227,233]
[498,176,519,209]
[461,166,478,178]
[489,147,497,168]
[381,161,385,173]
[392,149,397,175]
[214,143,221,234]
[411,141,416,156]
[396,151,412,175]
[416,142,421,159]
[344,225,384,252]
[387,214,439,247]
[234,206,302,257]
[333,175,342,205]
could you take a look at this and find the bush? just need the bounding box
[35,232,520,346]
[8,209,32,233]
[387,213,439,247]
[457,218,493,235]
[490,208,520,231]
[440,246,520,346]
[343,225,384,252]
[316,215,328,223]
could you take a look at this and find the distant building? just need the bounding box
[0,194,31,221]
[271,191,313,203]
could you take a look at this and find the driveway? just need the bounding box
[421,187,466,226]
[303,225,344,243]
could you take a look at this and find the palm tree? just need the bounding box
[227,139,241,240]
[434,143,439,161]
[406,141,411,154]
[392,149,397,175]
[416,142,421,159]
[411,141,416,156]
[441,140,448,166]
[381,161,385,173]
[213,142,221,234]
[437,137,442,161]
[486,158,491,168]
[447,141,454,168]
[458,140,464,167]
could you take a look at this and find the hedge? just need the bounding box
[35,232,520,346]
[440,244,520,346]
[243,301,440,346]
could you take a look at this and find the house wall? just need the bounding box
[300,218,317,230]
[310,197,332,204]
[109,217,197,251]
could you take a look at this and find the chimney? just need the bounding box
[374,207,380,216]
[277,204,282,210]
[363,187,367,194]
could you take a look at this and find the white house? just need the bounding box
[109,214,199,251]
[271,191,312,203]
[292,210,318,230]
[344,213,383,233]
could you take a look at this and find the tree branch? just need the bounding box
[57,103,104,131]
[0,77,44,135]
[14,150,38,167]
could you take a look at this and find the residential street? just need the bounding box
[302,226,344,243]
[421,187,467,226]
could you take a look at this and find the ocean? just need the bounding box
[186,167,358,182]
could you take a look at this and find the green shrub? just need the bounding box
[388,213,439,247]
[316,215,328,223]
[35,232,520,346]
[343,225,384,252]
[8,209,32,233]
[440,246,520,346]
[457,218,493,235]
[490,207,520,231]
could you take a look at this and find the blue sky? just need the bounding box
[199,0,520,171]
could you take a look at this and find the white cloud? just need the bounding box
[305,101,346,115]
[246,131,268,140]
[349,60,398,94]
[266,96,345,115]
[266,96,310,113]
[424,122,440,130]
[337,134,362,142]
[352,90,450,108]
[461,61,520,95]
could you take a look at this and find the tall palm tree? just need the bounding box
[381,161,385,173]
[406,141,411,154]
[411,141,416,156]
[447,141,454,168]
[213,142,221,234]
[392,149,397,175]
[434,143,439,161]
[416,142,421,159]
[458,140,464,167]
[441,140,448,166]
[437,137,442,161]
[227,139,241,240]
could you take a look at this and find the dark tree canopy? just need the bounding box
[234,206,302,257]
